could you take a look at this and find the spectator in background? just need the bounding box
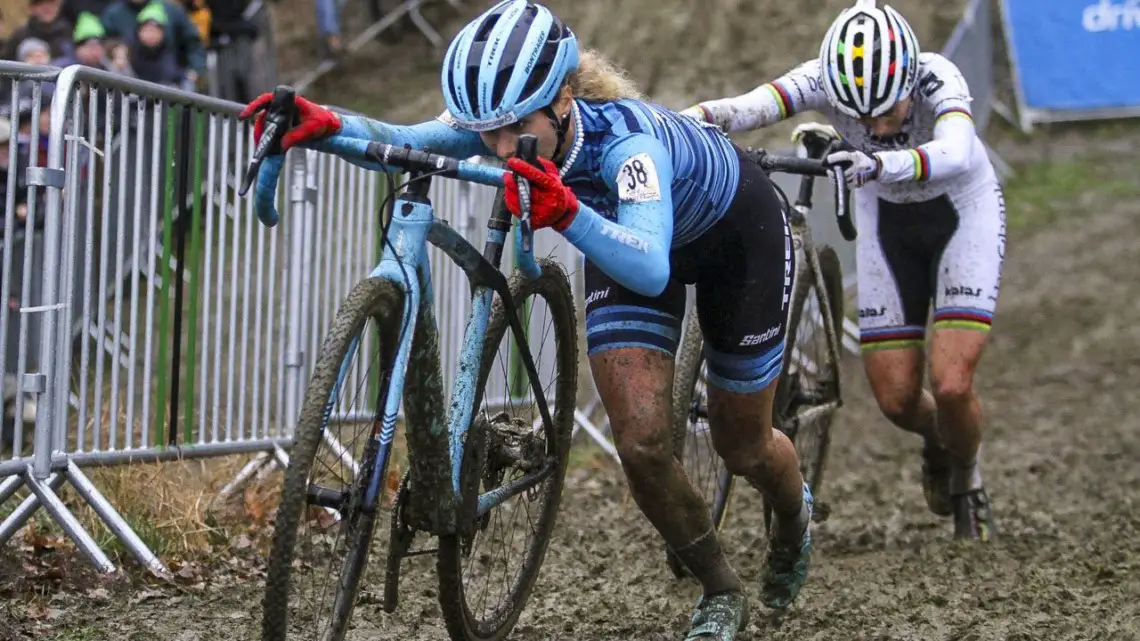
[3,0,75,61]
[60,0,112,25]
[203,0,261,102]
[315,0,342,59]
[106,39,134,75]
[4,40,57,120]
[16,37,52,65]
[54,11,124,72]
[101,0,205,85]
[129,3,190,88]
[13,82,54,154]
[183,0,210,48]
[0,116,33,228]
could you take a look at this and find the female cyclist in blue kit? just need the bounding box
[242,1,813,637]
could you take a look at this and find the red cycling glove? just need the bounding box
[503,156,579,232]
[239,93,343,150]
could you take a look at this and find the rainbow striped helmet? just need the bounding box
[819,0,920,119]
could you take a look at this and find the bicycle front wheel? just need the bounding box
[665,301,735,579]
[436,259,579,641]
[262,277,405,641]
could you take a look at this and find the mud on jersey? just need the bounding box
[697,53,997,204]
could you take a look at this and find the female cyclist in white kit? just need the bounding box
[682,0,1003,541]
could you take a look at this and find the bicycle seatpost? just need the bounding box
[239,85,297,197]
[515,134,542,253]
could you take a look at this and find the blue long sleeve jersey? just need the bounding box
[314,98,741,298]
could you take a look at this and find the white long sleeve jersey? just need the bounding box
[694,53,997,204]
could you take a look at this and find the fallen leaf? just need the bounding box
[129,589,167,604]
[383,464,403,508]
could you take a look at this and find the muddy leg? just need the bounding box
[591,347,741,597]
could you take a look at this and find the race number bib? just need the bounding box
[616,153,662,203]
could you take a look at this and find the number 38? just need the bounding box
[622,159,650,190]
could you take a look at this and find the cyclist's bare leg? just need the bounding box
[706,374,813,610]
[928,328,989,487]
[590,347,742,597]
[862,347,939,441]
[863,345,953,516]
[706,380,806,536]
[927,327,996,539]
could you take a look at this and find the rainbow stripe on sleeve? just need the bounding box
[907,148,931,181]
[934,107,973,125]
[764,82,795,118]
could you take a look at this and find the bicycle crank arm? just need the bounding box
[384,471,414,614]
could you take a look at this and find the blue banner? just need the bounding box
[1003,0,1140,113]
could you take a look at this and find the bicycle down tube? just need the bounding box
[304,136,560,532]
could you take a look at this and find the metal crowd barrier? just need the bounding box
[0,61,600,576]
[0,62,60,516]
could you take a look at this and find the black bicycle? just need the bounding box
[666,131,854,578]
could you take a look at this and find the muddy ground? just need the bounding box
[3,121,1139,640]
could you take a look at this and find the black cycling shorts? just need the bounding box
[583,147,794,394]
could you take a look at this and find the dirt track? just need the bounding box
[3,128,1138,641]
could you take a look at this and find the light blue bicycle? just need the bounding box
[247,89,579,641]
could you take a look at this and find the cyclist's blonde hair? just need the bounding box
[566,49,644,102]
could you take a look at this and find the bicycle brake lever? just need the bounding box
[239,85,297,198]
[515,134,542,253]
[823,142,857,241]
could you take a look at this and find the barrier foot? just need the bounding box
[212,452,273,509]
[0,473,24,507]
[271,443,290,469]
[23,466,116,574]
[0,472,62,547]
[65,461,172,580]
[408,1,444,47]
[257,444,290,482]
[573,409,620,463]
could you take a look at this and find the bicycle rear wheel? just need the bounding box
[262,277,405,641]
[665,300,734,580]
[436,259,579,641]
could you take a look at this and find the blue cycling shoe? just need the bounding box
[684,591,749,640]
[760,482,813,609]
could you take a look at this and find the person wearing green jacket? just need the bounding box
[100,0,205,83]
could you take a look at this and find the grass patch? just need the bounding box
[1002,153,1139,233]
[9,455,280,568]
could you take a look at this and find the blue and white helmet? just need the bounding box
[441,0,580,132]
